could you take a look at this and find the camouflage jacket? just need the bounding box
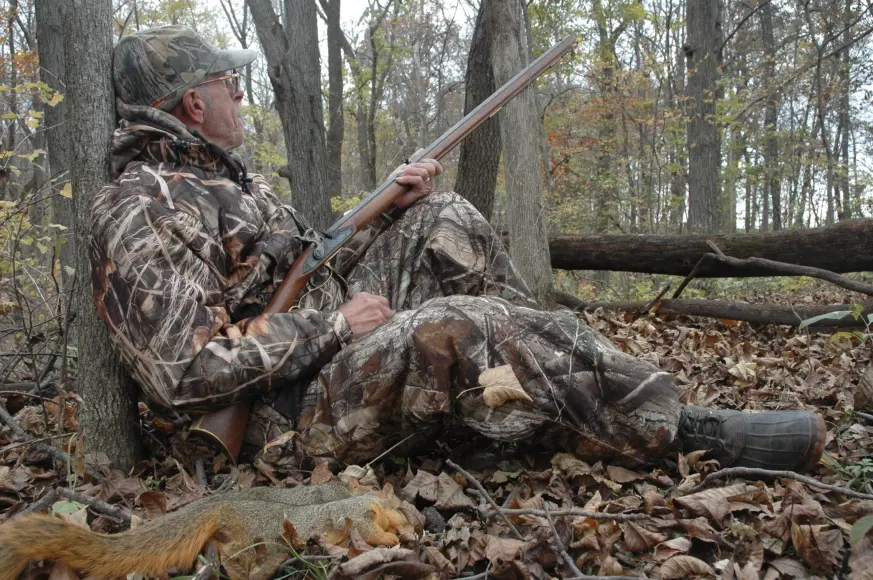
[90,113,378,415]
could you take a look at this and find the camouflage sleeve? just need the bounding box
[91,189,349,414]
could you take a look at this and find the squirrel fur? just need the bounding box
[0,481,411,580]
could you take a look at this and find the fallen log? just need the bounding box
[554,291,873,328]
[548,219,873,276]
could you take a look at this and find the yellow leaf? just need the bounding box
[1,112,15,119]
[60,184,72,199]
[480,365,532,407]
[48,92,64,107]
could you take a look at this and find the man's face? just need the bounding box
[194,71,245,150]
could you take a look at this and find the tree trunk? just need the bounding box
[685,0,724,233]
[547,218,873,275]
[35,0,74,279]
[488,0,553,303]
[65,0,141,471]
[247,0,332,228]
[324,0,344,199]
[761,0,780,230]
[454,0,500,220]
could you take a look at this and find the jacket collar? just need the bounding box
[109,99,249,191]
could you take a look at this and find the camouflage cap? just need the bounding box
[114,25,257,111]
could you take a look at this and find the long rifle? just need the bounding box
[191,34,578,461]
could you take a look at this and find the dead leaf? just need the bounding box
[606,464,644,483]
[424,546,456,576]
[484,534,527,567]
[137,491,167,519]
[599,554,624,576]
[675,483,751,526]
[401,470,440,503]
[435,472,475,510]
[654,537,693,562]
[622,521,668,552]
[480,365,533,407]
[310,461,333,484]
[850,528,873,579]
[768,557,810,579]
[660,555,715,579]
[678,518,720,543]
[790,521,843,575]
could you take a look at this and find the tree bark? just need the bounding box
[454,0,500,220]
[488,0,553,303]
[35,0,74,278]
[685,0,724,233]
[247,0,332,228]
[554,292,873,329]
[548,218,873,275]
[323,0,344,199]
[65,0,141,471]
[761,0,780,230]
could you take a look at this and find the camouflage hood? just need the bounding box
[109,99,249,186]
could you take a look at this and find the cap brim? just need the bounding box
[208,47,258,73]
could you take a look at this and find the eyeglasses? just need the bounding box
[151,69,242,109]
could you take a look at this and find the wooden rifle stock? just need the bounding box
[191,34,578,461]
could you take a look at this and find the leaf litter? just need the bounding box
[2,285,873,578]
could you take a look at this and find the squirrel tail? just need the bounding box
[0,508,225,580]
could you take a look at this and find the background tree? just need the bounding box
[455,0,501,220]
[685,0,725,233]
[248,0,332,228]
[489,0,553,302]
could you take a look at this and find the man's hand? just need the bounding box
[338,292,393,338]
[392,152,443,209]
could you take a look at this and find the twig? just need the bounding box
[672,254,710,299]
[446,459,524,541]
[544,504,585,577]
[857,411,873,423]
[0,432,74,453]
[698,247,873,297]
[493,508,654,521]
[705,240,726,258]
[0,400,102,480]
[366,432,416,467]
[21,489,58,516]
[635,284,671,318]
[195,458,208,487]
[682,467,873,500]
[56,488,132,524]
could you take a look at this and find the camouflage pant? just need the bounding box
[246,193,680,466]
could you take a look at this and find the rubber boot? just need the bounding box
[678,405,826,472]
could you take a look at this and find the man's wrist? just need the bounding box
[331,311,354,347]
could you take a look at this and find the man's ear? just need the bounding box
[178,88,207,125]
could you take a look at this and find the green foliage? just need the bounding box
[835,457,873,492]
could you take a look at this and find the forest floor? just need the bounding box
[1,279,873,580]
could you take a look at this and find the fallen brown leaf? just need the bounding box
[660,555,715,579]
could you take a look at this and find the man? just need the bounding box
[92,25,825,473]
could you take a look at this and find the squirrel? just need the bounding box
[0,481,412,580]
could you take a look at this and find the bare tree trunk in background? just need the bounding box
[838,0,851,220]
[488,0,553,304]
[761,0,780,230]
[666,0,686,231]
[248,0,332,229]
[685,0,724,233]
[322,0,344,198]
[65,0,141,471]
[455,0,500,220]
[36,0,75,279]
